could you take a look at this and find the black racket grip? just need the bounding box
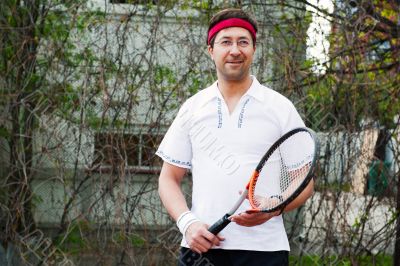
[208,214,231,235]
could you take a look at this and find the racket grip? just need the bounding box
[208,214,231,235]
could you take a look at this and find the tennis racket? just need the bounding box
[208,127,319,235]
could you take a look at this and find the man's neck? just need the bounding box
[216,75,253,114]
[217,75,253,99]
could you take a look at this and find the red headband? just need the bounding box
[207,18,257,45]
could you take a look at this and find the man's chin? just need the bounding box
[222,72,248,81]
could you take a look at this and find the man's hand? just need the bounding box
[228,190,280,227]
[229,211,279,227]
[185,221,225,254]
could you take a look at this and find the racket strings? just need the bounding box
[279,159,311,199]
[250,131,315,211]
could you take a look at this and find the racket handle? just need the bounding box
[208,214,231,235]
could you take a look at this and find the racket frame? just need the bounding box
[248,127,319,213]
[208,127,319,235]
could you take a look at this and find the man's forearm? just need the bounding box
[159,179,190,221]
[283,178,314,212]
[158,163,190,221]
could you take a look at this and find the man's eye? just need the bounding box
[221,40,232,46]
[238,40,250,47]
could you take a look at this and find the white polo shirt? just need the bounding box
[156,76,305,251]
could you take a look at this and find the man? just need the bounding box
[156,8,314,266]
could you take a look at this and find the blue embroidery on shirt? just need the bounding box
[238,98,250,128]
[156,150,192,167]
[217,98,223,128]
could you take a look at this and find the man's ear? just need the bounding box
[208,45,214,60]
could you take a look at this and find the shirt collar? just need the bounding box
[244,76,265,102]
[202,75,265,104]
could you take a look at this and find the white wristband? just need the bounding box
[176,211,200,235]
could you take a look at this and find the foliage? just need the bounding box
[305,0,399,130]
[289,254,392,265]
[0,0,399,265]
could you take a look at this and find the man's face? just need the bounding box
[208,27,255,82]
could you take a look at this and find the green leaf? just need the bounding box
[0,126,10,139]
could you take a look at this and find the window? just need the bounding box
[94,132,162,169]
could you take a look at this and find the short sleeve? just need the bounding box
[281,100,305,133]
[155,102,192,169]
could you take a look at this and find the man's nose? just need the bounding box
[229,43,241,55]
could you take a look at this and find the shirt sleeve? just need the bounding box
[280,100,311,169]
[155,102,192,169]
[281,100,305,133]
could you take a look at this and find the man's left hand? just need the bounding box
[229,211,280,227]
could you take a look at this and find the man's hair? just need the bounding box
[207,8,258,47]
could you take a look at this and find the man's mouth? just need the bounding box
[226,60,243,64]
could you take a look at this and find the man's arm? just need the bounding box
[158,161,190,221]
[158,162,223,253]
[282,178,314,212]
